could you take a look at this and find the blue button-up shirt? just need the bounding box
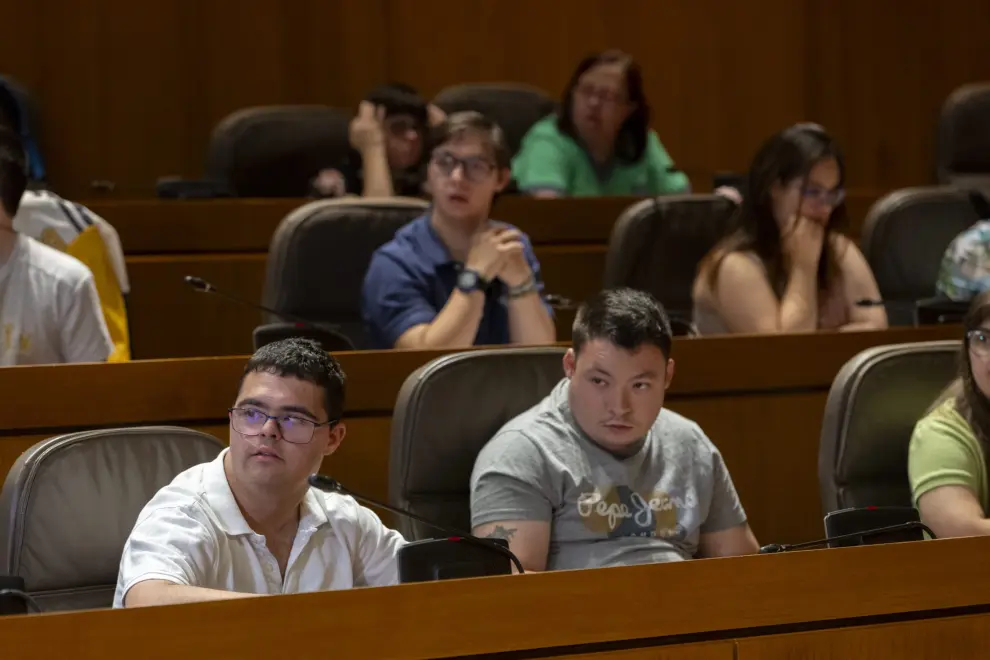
[361,214,550,349]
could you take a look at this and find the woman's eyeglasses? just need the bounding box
[801,185,846,207]
[967,329,990,359]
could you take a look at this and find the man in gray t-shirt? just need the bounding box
[470,288,759,572]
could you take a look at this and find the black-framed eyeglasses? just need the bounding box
[228,407,337,445]
[430,151,496,182]
[967,329,990,359]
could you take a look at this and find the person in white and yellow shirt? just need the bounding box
[14,189,131,360]
[0,128,113,366]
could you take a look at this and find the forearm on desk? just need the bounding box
[124,580,259,607]
[507,292,556,344]
[401,290,486,349]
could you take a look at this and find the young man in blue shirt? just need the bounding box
[361,111,556,350]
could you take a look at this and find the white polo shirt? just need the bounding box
[113,449,406,607]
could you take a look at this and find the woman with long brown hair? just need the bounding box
[910,291,990,536]
[692,124,886,335]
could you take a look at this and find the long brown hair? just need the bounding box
[700,124,849,296]
[934,293,990,462]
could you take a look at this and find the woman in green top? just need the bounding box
[909,291,990,537]
[511,50,689,197]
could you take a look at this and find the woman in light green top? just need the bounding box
[511,50,689,198]
[910,291,990,537]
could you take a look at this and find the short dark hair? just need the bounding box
[572,288,673,358]
[237,338,346,421]
[429,110,511,169]
[365,82,428,126]
[0,127,27,218]
[557,50,651,163]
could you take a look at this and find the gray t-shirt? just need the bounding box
[470,378,747,571]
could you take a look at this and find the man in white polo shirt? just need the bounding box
[114,338,406,607]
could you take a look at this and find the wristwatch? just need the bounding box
[506,276,538,299]
[456,269,488,294]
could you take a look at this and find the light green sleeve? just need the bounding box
[645,130,690,195]
[908,404,986,507]
[511,132,570,194]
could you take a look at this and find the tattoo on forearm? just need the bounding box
[484,525,517,541]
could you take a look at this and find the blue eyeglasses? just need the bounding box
[802,185,845,207]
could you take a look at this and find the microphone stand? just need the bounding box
[308,474,525,574]
[759,521,935,554]
[184,276,322,328]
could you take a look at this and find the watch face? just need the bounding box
[457,270,480,292]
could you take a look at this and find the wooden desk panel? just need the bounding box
[87,196,637,254]
[0,327,960,545]
[2,537,990,659]
[124,245,602,359]
[92,193,883,358]
[736,613,990,659]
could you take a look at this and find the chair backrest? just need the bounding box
[0,426,224,611]
[432,83,557,157]
[261,197,428,349]
[603,195,736,320]
[818,341,960,515]
[389,347,566,540]
[937,83,990,184]
[205,105,351,197]
[860,187,981,326]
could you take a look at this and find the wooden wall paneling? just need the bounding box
[4,0,990,196]
[97,0,188,196]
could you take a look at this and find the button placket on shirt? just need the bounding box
[250,534,282,591]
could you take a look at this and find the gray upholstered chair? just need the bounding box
[603,194,736,331]
[258,197,428,350]
[389,347,565,540]
[432,83,556,157]
[0,426,224,611]
[937,83,990,194]
[205,105,351,197]
[818,341,960,516]
[860,187,981,326]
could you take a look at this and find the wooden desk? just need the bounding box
[0,326,959,545]
[85,191,883,359]
[2,537,989,659]
[88,196,635,359]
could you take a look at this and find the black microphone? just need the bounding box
[855,297,967,326]
[758,521,935,554]
[185,275,356,351]
[544,294,577,311]
[307,474,525,576]
[184,275,320,328]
